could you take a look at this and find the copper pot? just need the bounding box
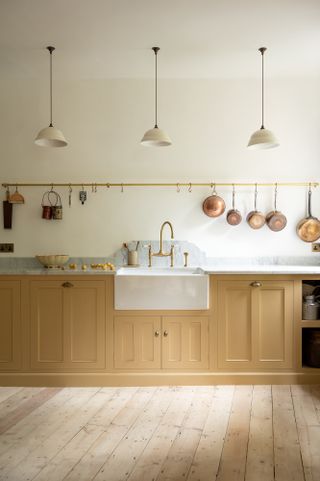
[226,185,242,226]
[247,184,265,229]
[203,185,226,218]
[266,184,287,232]
[297,188,320,242]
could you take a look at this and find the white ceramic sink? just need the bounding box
[115,267,209,310]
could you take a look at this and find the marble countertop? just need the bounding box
[1,264,320,275]
[0,268,116,275]
[202,265,320,275]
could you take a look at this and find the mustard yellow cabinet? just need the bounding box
[0,281,21,370]
[30,280,106,370]
[217,280,294,370]
[114,316,161,369]
[162,316,209,369]
[114,315,208,370]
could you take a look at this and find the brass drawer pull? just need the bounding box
[62,282,74,288]
[250,281,262,287]
[163,330,168,337]
[154,331,160,337]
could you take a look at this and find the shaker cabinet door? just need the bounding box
[114,316,161,369]
[30,281,66,369]
[30,280,106,370]
[68,281,106,369]
[217,280,294,370]
[0,281,21,370]
[253,281,293,368]
[162,316,209,369]
[217,281,253,369]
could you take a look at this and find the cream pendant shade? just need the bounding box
[141,126,172,146]
[35,125,68,147]
[247,47,278,150]
[247,127,279,150]
[141,47,171,147]
[35,46,67,148]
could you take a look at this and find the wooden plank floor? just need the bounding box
[0,385,319,481]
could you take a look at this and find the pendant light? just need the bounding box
[35,46,67,147]
[247,47,279,150]
[141,47,171,147]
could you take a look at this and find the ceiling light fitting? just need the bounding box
[141,47,171,147]
[247,47,279,150]
[35,46,68,148]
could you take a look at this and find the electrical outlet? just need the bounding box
[0,243,14,253]
[312,243,320,252]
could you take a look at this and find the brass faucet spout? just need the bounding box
[159,221,174,254]
[148,221,175,267]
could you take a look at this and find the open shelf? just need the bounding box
[301,320,320,327]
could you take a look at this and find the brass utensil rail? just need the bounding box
[2,182,319,189]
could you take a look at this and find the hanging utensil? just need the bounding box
[247,184,265,229]
[68,185,72,207]
[266,184,287,231]
[226,184,242,226]
[79,185,87,205]
[202,184,226,218]
[41,189,58,220]
[3,188,12,229]
[297,185,320,242]
[8,185,25,204]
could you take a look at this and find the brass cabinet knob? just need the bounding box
[62,281,74,288]
[154,331,160,337]
[250,281,262,287]
[163,330,168,337]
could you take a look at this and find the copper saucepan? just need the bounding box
[226,185,242,226]
[297,186,320,242]
[203,184,226,218]
[247,184,265,229]
[266,184,287,232]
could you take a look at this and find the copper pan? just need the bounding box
[266,184,287,232]
[297,187,320,242]
[247,184,265,229]
[203,185,226,218]
[226,185,242,226]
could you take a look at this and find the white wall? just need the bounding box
[0,76,320,258]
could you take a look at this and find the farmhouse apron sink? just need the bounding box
[115,267,209,310]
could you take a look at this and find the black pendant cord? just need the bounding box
[47,46,55,127]
[152,47,160,128]
[259,47,266,130]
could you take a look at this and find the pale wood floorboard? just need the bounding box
[0,385,319,481]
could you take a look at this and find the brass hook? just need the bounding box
[176,183,180,193]
[188,182,192,193]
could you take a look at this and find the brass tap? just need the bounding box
[148,221,175,267]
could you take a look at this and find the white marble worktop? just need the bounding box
[1,265,320,275]
[1,256,320,275]
[202,265,320,275]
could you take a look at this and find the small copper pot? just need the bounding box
[247,184,265,230]
[297,187,320,242]
[226,185,242,226]
[266,184,287,232]
[203,185,226,218]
